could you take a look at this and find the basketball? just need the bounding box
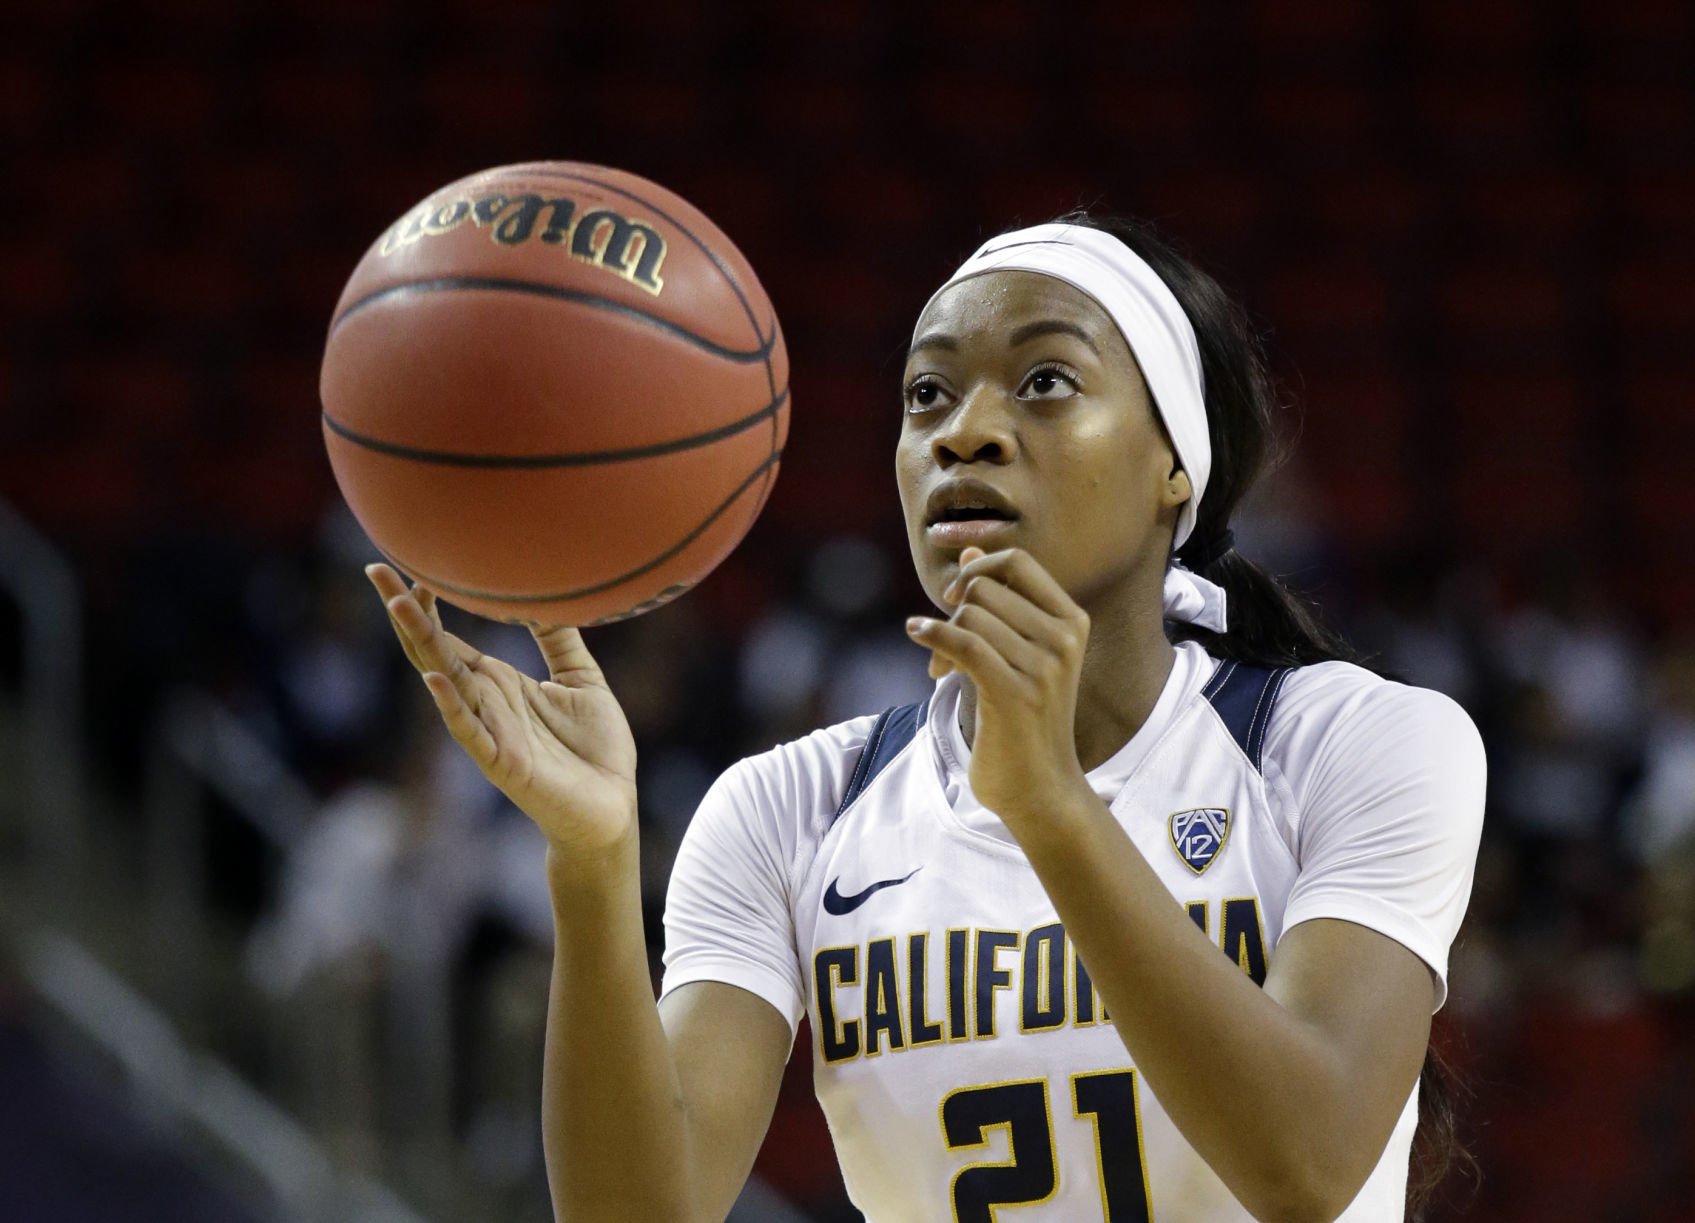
[319,161,789,626]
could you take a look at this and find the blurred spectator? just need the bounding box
[1357,548,1494,709]
[1627,643,1695,998]
[243,685,483,1169]
[1624,643,1695,865]
[1497,562,1644,756]
[1490,567,1640,888]
[740,533,930,739]
[244,507,406,794]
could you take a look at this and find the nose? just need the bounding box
[931,386,1017,467]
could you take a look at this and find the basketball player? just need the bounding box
[367,214,1484,1222]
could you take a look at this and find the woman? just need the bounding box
[367,214,1485,1222]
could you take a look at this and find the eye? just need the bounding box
[1019,362,1081,401]
[903,376,952,413]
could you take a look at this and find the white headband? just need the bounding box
[921,222,1228,632]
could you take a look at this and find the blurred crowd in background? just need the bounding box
[5,0,1695,1220]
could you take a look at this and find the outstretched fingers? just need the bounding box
[366,562,417,608]
[524,677,586,742]
[368,564,426,672]
[385,591,472,681]
[530,622,607,687]
[421,671,498,765]
[366,564,487,697]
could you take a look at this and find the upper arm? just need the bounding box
[1256,676,1485,1205]
[656,746,841,1221]
[1263,916,1433,1178]
[659,981,795,1223]
[1275,677,1487,1010]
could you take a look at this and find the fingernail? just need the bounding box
[906,616,930,634]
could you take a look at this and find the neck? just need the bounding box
[956,584,1176,771]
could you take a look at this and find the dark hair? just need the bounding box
[1055,210,1474,1217]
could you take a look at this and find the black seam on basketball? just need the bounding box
[756,311,781,517]
[381,449,782,604]
[329,277,775,364]
[322,385,788,469]
[527,168,785,522]
[530,167,763,345]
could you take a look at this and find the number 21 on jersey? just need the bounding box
[942,1069,1151,1222]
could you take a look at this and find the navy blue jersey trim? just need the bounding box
[833,700,928,824]
[1201,658,1238,702]
[1203,661,1295,773]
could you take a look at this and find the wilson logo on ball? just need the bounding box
[379,191,668,295]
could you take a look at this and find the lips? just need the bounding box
[923,478,1020,526]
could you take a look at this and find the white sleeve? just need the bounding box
[660,757,807,1034]
[1273,674,1486,1011]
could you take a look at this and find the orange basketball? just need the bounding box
[320,161,789,626]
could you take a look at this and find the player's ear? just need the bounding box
[1162,465,1192,508]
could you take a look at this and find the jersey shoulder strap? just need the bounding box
[833,700,928,824]
[1201,659,1296,774]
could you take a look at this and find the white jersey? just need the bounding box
[662,641,1485,1222]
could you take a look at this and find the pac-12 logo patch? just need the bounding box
[1169,808,1230,874]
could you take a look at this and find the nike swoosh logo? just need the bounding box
[822,867,923,916]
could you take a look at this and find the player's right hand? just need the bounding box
[366,563,638,854]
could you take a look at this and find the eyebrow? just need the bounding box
[907,317,1101,359]
[1009,318,1100,353]
[908,331,959,354]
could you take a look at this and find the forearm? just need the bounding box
[541,829,696,1222]
[1015,790,1374,1221]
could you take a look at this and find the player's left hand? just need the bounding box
[906,546,1093,825]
